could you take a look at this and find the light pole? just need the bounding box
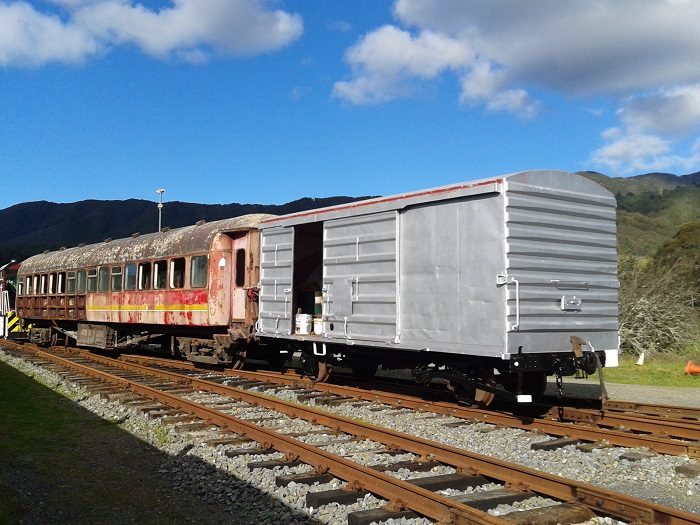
[156,188,165,232]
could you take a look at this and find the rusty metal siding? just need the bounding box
[17,214,273,328]
[503,171,619,353]
[322,211,398,342]
[208,247,232,326]
[86,290,209,325]
[229,234,248,321]
[18,214,274,275]
[258,226,295,335]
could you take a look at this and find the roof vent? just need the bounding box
[196,220,206,226]
[78,243,85,247]
[161,226,171,232]
[59,246,66,251]
[103,238,112,243]
[131,232,140,238]
[43,249,49,254]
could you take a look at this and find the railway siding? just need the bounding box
[1,344,699,524]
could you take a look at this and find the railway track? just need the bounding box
[2,342,699,525]
[601,400,700,422]
[116,352,700,458]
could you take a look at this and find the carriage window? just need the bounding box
[124,264,137,291]
[170,258,185,289]
[17,278,24,296]
[32,275,38,295]
[111,266,122,292]
[67,271,76,293]
[48,273,56,294]
[190,255,208,288]
[40,275,47,294]
[138,262,151,290]
[235,249,246,288]
[87,268,97,293]
[98,267,109,292]
[58,272,66,294]
[154,260,167,290]
[77,270,86,293]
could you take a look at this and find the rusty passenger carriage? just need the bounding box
[15,214,273,365]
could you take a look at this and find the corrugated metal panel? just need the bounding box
[504,175,618,337]
[323,211,397,342]
[258,226,295,335]
[398,194,506,354]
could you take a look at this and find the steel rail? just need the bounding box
[48,349,699,525]
[603,400,700,421]
[15,346,512,525]
[119,354,700,457]
[551,407,700,442]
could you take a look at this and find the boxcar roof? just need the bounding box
[260,170,613,228]
[19,214,274,275]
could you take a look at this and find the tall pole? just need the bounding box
[156,188,165,232]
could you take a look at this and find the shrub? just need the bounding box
[618,255,698,356]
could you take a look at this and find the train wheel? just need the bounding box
[232,349,247,370]
[300,353,331,383]
[315,360,331,383]
[473,388,495,406]
[449,383,495,407]
[447,367,496,407]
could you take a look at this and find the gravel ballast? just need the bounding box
[1,347,698,524]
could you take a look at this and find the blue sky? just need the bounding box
[2,0,700,210]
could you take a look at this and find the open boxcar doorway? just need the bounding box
[292,222,323,322]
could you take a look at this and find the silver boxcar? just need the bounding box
[256,170,618,399]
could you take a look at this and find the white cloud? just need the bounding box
[290,85,311,101]
[335,0,700,119]
[327,20,352,33]
[459,60,539,119]
[392,0,700,95]
[333,25,472,105]
[0,2,99,67]
[591,84,700,174]
[618,85,700,136]
[591,127,700,174]
[0,0,303,67]
[333,0,700,171]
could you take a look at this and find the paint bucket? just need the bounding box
[314,291,323,316]
[313,317,323,335]
[295,314,313,335]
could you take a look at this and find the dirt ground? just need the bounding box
[547,376,700,408]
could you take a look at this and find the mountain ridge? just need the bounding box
[578,170,700,194]
[578,171,700,256]
[2,170,699,263]
[0,195,373,263]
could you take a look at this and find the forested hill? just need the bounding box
[0,196,372,264]
[2,170,699,265]
[578,171,700,256]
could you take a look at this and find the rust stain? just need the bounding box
[19,214,274,274]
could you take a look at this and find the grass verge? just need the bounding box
[593,352,700,387]
[0,359,247,525]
